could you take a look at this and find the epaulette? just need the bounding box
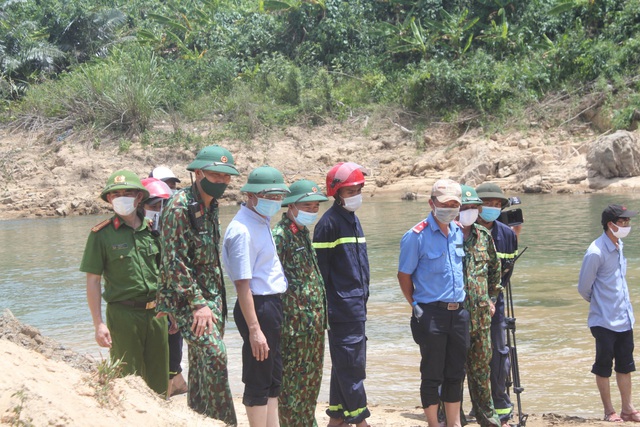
[288,222,300,234]
[91,218,112,232]
[412,220,428,233]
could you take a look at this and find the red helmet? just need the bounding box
[325,162,367,197]
[141,177,172,200]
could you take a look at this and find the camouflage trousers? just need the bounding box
[279,331,325,427]
[467,327,501,427]
[175,301,237,426]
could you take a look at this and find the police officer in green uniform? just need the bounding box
[155,145,238,425]
[458,185,502,427]
[272,179,329,427]
[80,170,169,396]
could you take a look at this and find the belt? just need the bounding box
[427,301,462,311]
[114,300,156,310]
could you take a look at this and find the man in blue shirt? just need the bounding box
[578,204,640,423]
[398,178,469,427]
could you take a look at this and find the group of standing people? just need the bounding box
[397,179,518,427]
[79,145,372,427]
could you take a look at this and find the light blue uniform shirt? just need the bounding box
[398,212,466,304]
[578,232,635,332]
[223,205,288,295]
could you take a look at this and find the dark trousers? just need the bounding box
[326,321,370,424]
[168,322,183,378]
[411,303,469,408]
[234,295,283,406]
[591,326,636,376]
[490,293,512,421]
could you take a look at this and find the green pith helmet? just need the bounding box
[282,179,329,206]
[475,182,509,208]
[240,165,290,194]
[100,170,149,201]
[187,145,239,175]
[461,185,483,205]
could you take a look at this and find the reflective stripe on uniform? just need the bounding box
[495,407,513,415]
[313,236,366,249]
[328,403,368,419]
[496,250,518,259]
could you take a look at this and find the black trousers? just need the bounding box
[411,303,470,408]
[234,294,283,406]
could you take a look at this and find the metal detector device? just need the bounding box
[502,246,528,427]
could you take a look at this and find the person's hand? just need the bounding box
[249,327,270,361]
[510,223,523,239]
[168,314,179,334]
[95,323,112,348]
[490,300,496,317]
[191,305,214,337]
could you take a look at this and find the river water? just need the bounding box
[2,193,640,418]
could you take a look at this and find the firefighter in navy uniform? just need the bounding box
[475,182,518,427]
[313,162,371,427]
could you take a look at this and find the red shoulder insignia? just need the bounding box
[412,220,428,233]
[289,222,299,234]
[91,218,112,233]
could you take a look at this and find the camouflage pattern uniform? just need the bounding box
[272,214,327,427]
[156,185,236,425]
[463,223,503,427]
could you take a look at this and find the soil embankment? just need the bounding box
[2,122,640,220]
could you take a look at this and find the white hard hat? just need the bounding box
[150,166,181,183]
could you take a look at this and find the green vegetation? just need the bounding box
[1,0,639,139]
[86,356,126,407]
[8,387,34,427]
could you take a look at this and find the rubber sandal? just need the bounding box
[621,411,640,422]
[604,411,624,422]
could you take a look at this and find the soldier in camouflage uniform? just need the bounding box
[272,179,329,427]
[459,185,502,427]
[155,146,238,425]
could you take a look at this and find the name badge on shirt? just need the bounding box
[112,243,128,250]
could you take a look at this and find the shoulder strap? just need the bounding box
[91,218,112,233]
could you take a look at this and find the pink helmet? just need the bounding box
[141,177,172,200]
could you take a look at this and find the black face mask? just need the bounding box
[200,177,228,199]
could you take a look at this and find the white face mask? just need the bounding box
[342,194,363,212]
[144,209,160,221]
[611,224,631,239]
[434,206,460,224]
[458,208,479,226]
[112,196,137,216]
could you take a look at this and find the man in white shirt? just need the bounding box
[223,165,289,427]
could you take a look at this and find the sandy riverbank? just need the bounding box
[0,310,618,427]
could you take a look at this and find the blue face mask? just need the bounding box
[255,197,282,217]
[294,209,318,227]
[480,206,501,222]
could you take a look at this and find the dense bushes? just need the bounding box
[2,0,640,135]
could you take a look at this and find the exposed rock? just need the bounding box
[521,175,552,193]
[0,309,95,372]
[587,130,640,178]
